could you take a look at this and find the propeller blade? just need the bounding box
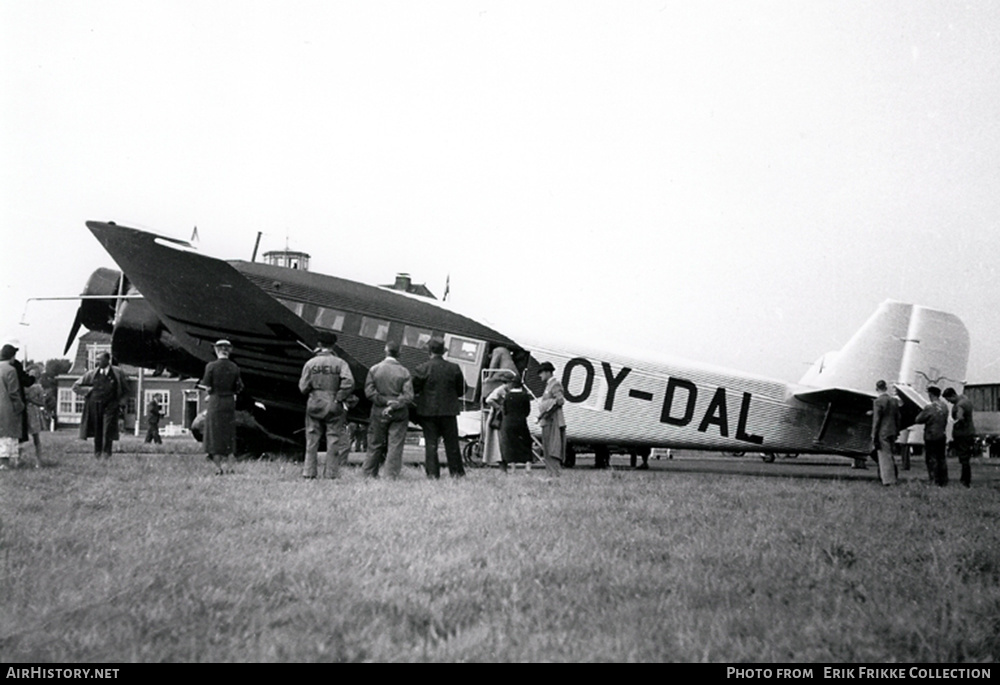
[64,309,83,355]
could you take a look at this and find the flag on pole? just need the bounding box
[191,226,200,243]
[443,274,450,301]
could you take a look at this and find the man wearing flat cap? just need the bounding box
[536,361,566,477]
[298,331,354,479]
[413,338,466,478]
[73,350,130,459]
[200,340,243,474]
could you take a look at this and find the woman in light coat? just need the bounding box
[0,345,25,469]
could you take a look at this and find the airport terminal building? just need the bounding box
[965,383,1000,457]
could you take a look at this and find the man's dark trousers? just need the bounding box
[90,400,118,457]
[421,415,465,478]
[924,437,948,486]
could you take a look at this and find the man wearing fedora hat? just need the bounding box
[536,361,566,478]
[412,338,466,479]
[200,340,244,474]
[73,350,130,459]
[298,331,354,479]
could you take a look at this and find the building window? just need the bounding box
[58,388,85,415]
[87,344,112,370]
[313,306,346,332]
[359,317,390,341]
[402,325,433,349]
[145,390,170,417]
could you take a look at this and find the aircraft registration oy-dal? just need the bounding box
[557,357,763,444]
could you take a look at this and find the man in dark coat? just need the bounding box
[906,385,949,486]
[144,397,163,444]
[72,351,130,459]
[943,387,977,487]
[871,379,901,486]
[413,339,466,478]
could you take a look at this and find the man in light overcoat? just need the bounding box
[362,340,414,479]
[536,361,566,478]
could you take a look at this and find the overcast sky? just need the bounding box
[2,1,998,383]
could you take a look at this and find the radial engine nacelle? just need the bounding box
[68,268,200,377]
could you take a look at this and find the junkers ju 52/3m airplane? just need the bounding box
[67,221,970,466]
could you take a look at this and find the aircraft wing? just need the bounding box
[85,221,367,405]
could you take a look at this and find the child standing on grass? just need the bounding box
[21,366,45,467]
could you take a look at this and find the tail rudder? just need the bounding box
[799,300,969,396]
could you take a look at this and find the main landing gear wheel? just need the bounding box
[760,452,798,462]
[462,438,484,468]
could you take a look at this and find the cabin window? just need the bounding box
[402,325,433,349]
[447,337,481,363]
[277,298,304,316]
[313,306,346,332]
[300,303,318,323]
[360,317,390,341]
[145,390,170,417]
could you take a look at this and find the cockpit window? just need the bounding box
[402,325,433,349]
[360,316,390,341]
[447,337,481,363]
[313,306,346,331]
[277,298,304,316]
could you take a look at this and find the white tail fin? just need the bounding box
[799,301,969,396]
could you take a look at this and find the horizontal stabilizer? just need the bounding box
[893,384,928,410]
[793,387,875,410]
[795,383,930,412]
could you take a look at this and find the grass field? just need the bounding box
[1,431,998,663]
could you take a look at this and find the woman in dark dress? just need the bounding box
[199,340,244,474]
[487,375,534,472]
